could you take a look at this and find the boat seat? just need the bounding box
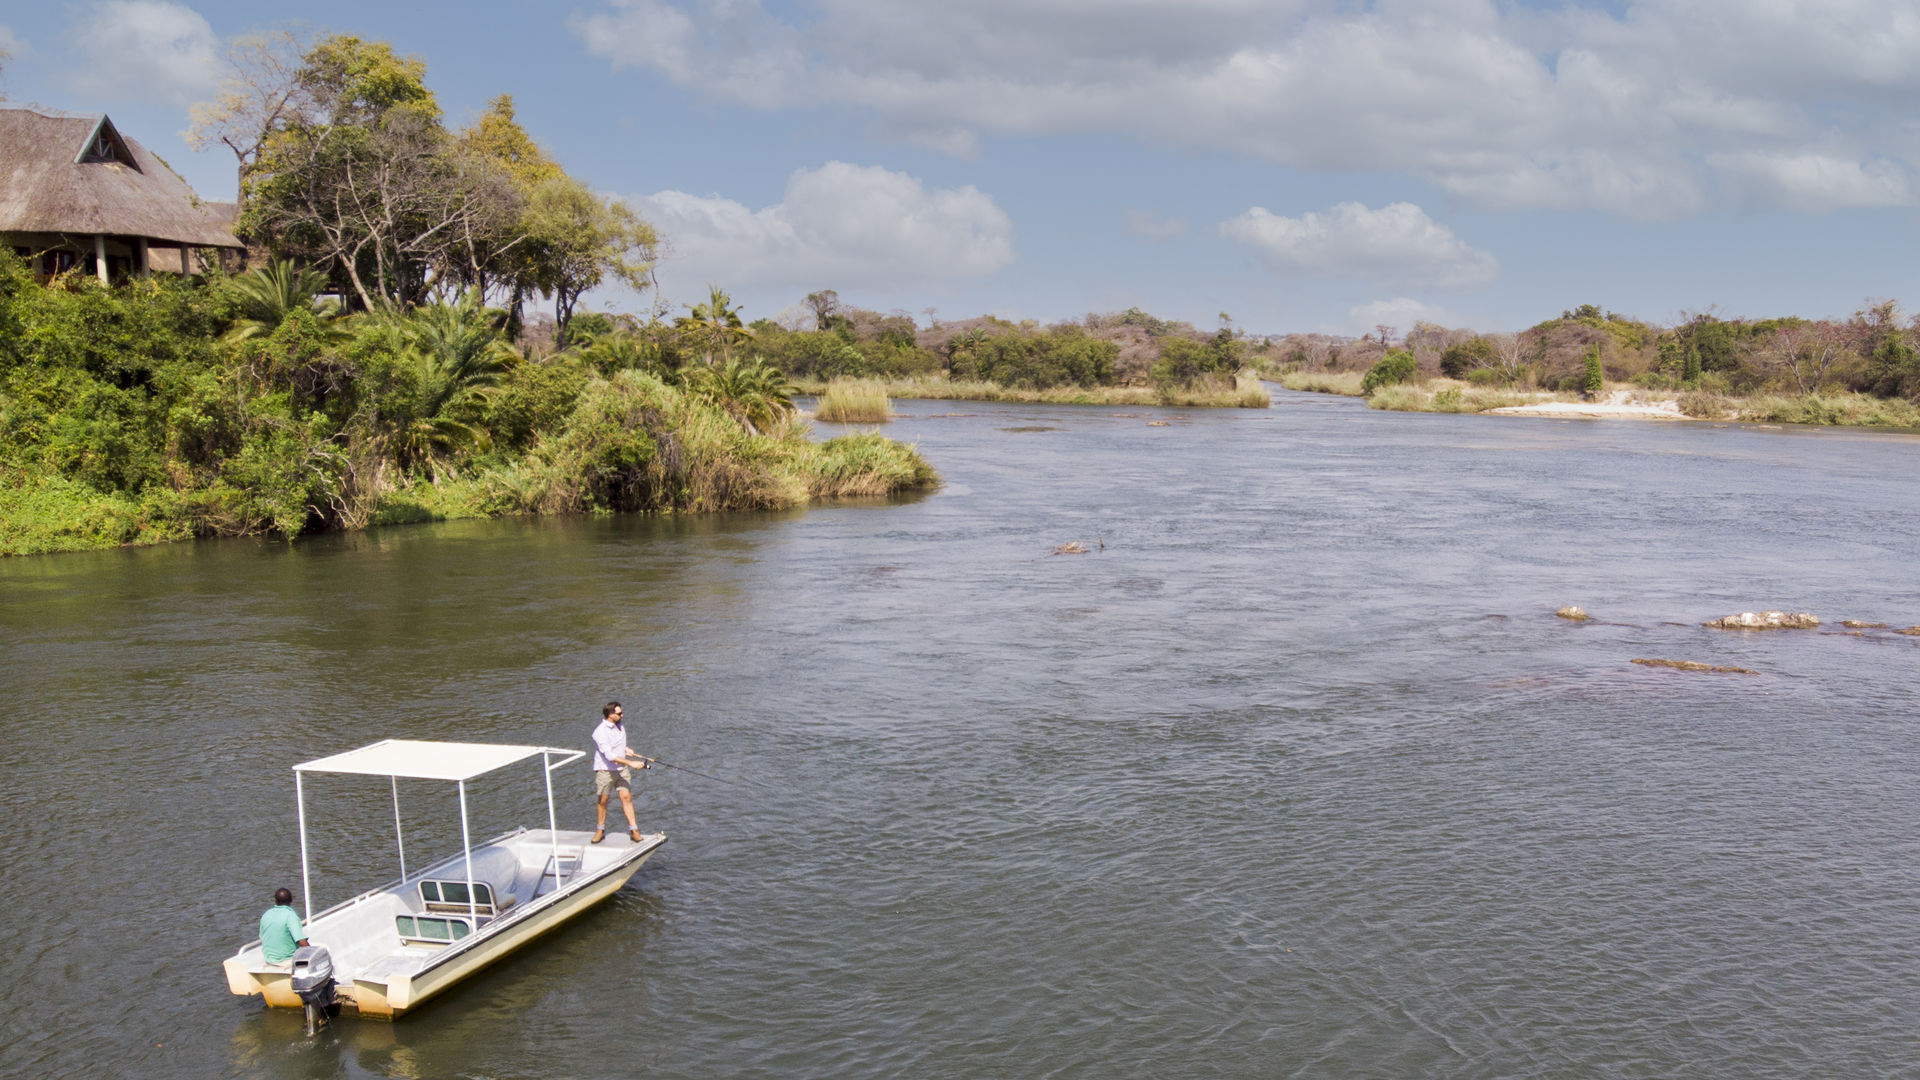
[418,878,517,916]
[394,914,473,946]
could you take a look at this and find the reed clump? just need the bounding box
[814,378,894,423]
[1278,370,1365,396]
[1157,371,1272,408]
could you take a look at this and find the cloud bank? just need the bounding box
[1221,202,1498,289]
[66,1,218,106]
[634,161,1015,294]
[572,0,1920,218]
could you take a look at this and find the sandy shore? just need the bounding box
[1488,391,1686,420]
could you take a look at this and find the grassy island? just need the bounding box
[1263,302,1920,429]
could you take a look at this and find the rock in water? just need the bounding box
[1702,611,1820,630]
[1556,606,1590,621]
[1632,658,1761,675]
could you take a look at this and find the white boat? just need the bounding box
[223,739,665,1020]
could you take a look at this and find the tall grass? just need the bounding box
[794,430,941,498]
[1366,382,1554,414]
[1278,371,1365,396]
[793,375,1268,407]
[814,378,893,423]
[1730,392,1920,428]
[1159,371,1272,408]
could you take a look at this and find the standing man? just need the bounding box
[591,700,650,844]
[260,887,310,969]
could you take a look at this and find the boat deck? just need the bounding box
[229,827,660,989]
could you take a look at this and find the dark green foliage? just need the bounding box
[1582,348,1604,394]
[1440,337,1496,379]
[953,327,1118,389]
[1867,334,1920,399]
[1360,350,1418,395]
[486,356,591,450]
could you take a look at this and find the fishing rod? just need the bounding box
[638,755,769,792]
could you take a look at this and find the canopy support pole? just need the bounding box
[391,776,407,882]
[458,779,476,926]
[543,750,559,892]
[296,770,312,927]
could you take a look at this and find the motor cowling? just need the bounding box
[290,945,336,1033]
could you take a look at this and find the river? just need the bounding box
[3,390,1918,1079]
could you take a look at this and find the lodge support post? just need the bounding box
[136,237,148,276]
[181,244,191,274]
[93,234,107,284]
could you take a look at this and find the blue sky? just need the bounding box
[3,0,1917,336]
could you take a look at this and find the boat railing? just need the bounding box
[410,836,660,979]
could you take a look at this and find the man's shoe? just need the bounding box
[628,829,643,843]
[590,830,605,844]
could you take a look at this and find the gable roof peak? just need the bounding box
[75,114,138,169]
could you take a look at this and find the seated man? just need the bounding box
[260,887,310,970]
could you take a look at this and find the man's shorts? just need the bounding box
[595,767,632,798]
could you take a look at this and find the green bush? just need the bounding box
[1360,350,1417,395]
[1582,348,1604,395]
[1440,337,1495,379]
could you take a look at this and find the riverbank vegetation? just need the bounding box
[1258,301,1920,426]
[0,256,933,557]
[762,294,1270,408]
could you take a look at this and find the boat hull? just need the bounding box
[226,832,662,1019]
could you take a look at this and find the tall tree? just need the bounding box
[187,31,308,201]
[522,177,658,347]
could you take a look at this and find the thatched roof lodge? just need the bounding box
[0,107,244,283]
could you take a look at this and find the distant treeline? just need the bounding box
[1261,302,1920,401]
[682,290,1250,395]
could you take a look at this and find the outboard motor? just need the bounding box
[289,945,336,1035]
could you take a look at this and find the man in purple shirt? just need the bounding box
[591,700,650,843]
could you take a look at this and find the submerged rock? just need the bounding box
[1896,626,1920,637]
[1842,620,1887,629]
[1632,658,1761,675]
[1556,606,1590,621]
[1702,611,1820,630]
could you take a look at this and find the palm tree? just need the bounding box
[674,285,754,365]
[684,357,797,435]
[390,290,519,474]
[223,260,341,343]
[945,327,990,374]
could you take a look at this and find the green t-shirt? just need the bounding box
[259,904,304,964]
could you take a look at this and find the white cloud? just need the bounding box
[570,0,1920,216]
[633,161,1015,296]
[1347,297,1456,336]
[1125,209,1187,240]
[1708,150,1912,211]
[65,1,219,106]
[1221,202,1498,290]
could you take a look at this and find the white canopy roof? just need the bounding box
[294,739,575,782]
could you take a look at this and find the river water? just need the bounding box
[4,390,1919,1079]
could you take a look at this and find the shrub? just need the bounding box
[1360,350,1418,395]
[1440,337,1496,379]
[1582,348,1604,395]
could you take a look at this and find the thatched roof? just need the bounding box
[0,107,243,248]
